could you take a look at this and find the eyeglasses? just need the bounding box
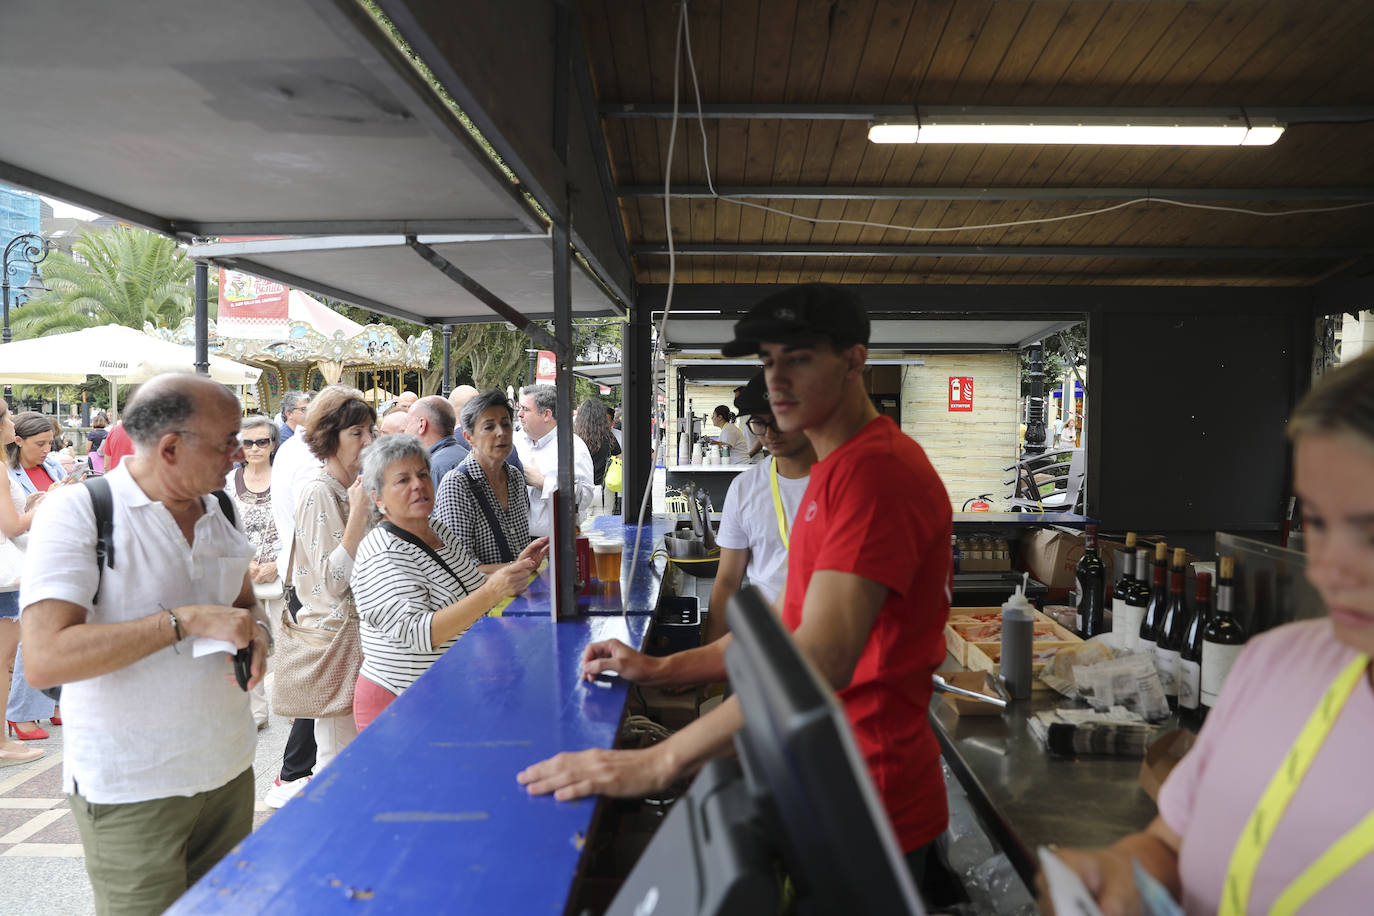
[746,415,781,435]
[240,437,273,449]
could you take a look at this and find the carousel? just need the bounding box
[150,278,432,415]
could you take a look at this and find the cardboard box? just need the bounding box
[1020,529,1125,598]
[1139,729,1197,802]
[966,640,1081,690]
[939,670,1006,717]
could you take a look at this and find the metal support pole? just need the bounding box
[1024,342,1047,454]
[622,298,652,522]
[441,324,453,396]
[193,259,210,376]
[551,0,577,620]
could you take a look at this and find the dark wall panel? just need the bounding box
[1093,311,1300,534]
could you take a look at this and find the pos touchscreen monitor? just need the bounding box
[605,586,925,916]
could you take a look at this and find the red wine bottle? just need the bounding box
[1111,531,1139,643]
[1201,557,1248,710]
[1076,523,1107,638]
[1124,547,1152,650]
[1156,548,1188,709]
[1139,541,1169,659]
[1178,571,1211,719]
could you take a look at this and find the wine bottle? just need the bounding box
[1076,523,1108,638]
[1139,541,1169,663]
[1156,548,1188,709]
[1178,571,1211,719]
[1122,547,1151,651]
[1201,557,1248,710]
[1111,532,1139,646]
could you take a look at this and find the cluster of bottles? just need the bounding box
[951,536,1010,572]
[1075,526,1247,724]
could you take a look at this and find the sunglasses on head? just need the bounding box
[240,437,273,449]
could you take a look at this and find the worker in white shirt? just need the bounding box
[704,371,817,643]
[514,385,594,538]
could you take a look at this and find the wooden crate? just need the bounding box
[943,607,1079,666]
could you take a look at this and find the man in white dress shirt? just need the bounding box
[514,384,593,538]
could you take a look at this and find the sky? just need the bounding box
[41,196,100,220]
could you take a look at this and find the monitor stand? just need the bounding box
[604,757,779,916]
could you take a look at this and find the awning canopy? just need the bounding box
[0,0,630,325]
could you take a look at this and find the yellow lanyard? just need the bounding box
[768,459,790,551]
[1220,653,1374,916]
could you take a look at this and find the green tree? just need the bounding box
[13,227,207,337]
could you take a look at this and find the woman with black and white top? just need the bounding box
[433,391,534,568]
[351,435,547,730]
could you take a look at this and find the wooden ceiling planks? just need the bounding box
[590,0,1374,287]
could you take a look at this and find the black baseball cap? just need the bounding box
[733,371,769,415]
[721,283,869,357]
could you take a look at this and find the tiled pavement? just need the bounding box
[0,705,293,916]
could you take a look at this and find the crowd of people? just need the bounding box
[2,282,1371,915]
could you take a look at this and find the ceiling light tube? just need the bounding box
[867,108,1285,146]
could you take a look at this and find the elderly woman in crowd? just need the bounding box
[1046,348,1374,915]
[350,435,545,729]
[286,386,376,771]
[434,391,539,568]
[226,414,281,729]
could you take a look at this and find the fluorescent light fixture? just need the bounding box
[867,108,1285,147]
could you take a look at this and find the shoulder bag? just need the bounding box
[464,465,516,563]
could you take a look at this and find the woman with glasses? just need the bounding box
[226,416,281,728]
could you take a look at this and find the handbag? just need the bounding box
[605,454,623,493]
[269,601,362,718]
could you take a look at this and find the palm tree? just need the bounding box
[11,227,198,337]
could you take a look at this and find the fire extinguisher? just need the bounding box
[963,494,993,512]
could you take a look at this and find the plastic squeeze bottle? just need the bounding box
[1000,572,1036,700]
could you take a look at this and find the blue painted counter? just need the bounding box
[174,615,652,914]
[169,519,679,914]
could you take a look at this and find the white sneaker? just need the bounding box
[263,775,310,809]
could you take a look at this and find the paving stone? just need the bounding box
[26,810,81,845]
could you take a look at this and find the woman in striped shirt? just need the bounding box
[350,435,547,730]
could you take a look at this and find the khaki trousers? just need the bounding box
[69,767,253,916]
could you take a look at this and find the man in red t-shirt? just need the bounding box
[518,284,953,875]
[100,419,135,471]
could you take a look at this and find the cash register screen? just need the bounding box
[724,586,924,914]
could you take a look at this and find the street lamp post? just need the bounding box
[2,232,52,345]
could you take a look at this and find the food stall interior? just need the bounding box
[3,0,1370,912]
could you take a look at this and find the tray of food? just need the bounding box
[943,606,1080,666]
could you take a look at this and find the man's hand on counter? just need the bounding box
[517,745,674,802]
[581,638,667,686]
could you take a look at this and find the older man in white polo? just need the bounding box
[20,373,270,916]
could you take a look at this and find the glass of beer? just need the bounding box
[591,537,624,584]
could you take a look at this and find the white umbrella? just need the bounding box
[0,324,262,413]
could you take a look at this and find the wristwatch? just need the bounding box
[253,619,275,656]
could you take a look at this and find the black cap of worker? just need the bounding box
[721,283,869,357]
[733,371,769,415]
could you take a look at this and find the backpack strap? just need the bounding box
[211,488,236,526]
[84,477,115,604]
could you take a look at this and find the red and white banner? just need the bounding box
[535,350,557,384]
[218,268,288,323]
[948,376,974,412]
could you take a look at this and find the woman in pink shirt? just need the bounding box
[1049,349,1374,915]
